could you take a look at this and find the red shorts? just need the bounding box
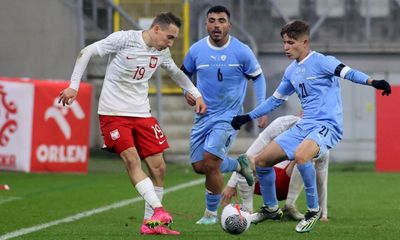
[254,165,291,201]
[99,115,169,158]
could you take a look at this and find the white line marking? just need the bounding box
[0,178,204,240]
[0,196,23,205]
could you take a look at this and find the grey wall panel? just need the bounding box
[0,0,80,80]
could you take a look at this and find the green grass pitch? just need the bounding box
[1,157,400,240]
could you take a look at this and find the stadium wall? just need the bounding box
[0,0,80,80]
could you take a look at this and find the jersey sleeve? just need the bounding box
[95,31,127,57]
[318,55,342,76]
[238,45,265,105]
[320,55,369,85]
[240,45,262,77]
[182,47,196,76]
[274,71,295,99]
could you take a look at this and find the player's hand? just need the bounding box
[58,88,78,106]
[231,114,251,130]
[195,96,207,114]
[184,92,196,106]
[221,186,237,208]
[257,115,268,128]
[371,79,391,96]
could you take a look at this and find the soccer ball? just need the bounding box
[220,204,251,235]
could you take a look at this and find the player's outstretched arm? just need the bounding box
[231,95,286,130]
[251,73,268,128]
[337,64,391,96]
[59,44,97,106]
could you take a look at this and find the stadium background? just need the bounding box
[1,0,399,164]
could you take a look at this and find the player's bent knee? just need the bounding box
[255,157,274,168]
[294,153,310,164]
[202,161,219,174]
[192,162,205,174]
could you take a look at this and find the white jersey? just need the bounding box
[70,30,200,117]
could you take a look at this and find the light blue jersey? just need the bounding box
[183,36,265,123]
[250,51,369,139]
[183,35,266,162]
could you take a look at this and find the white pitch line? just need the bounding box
[0,196,23,205]
[0,178,204,240]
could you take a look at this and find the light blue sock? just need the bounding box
[220,155,238,173]
[206,191,221,212]
[297,161,319,210]
[256,166,278,208]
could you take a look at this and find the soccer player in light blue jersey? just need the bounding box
[181,5,268,225]
[231,20,391,233]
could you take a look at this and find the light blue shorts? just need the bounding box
[274,121,341,160]
[190,120,237,163]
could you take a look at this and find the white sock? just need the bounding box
[237,174,254,213]
[285,165,304,208]
[204,208,217,217]
[316,152,329,218]
[135,178,162,212]
[144,186,164,220]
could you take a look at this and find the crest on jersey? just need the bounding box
[149,56,158,68]
[221,55,227,61]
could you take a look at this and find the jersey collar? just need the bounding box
[207,35,231,50]
[297,51,315,65]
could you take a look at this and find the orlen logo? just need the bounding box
[36,98,87,163]
[45,98,85,139]
[0,84,17,147]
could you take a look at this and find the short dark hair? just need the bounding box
[207,5,230,19]
[151,12,181,29]
[280,20,310,39]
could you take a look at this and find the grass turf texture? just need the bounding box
[1,157,400,240]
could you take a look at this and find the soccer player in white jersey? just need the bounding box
[58,12,206,235]
[221,115,329,221]
[180,5,268,225]
[231,20,391,233]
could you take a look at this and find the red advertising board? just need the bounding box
[0,77,92,173]
[376,86,400,172]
